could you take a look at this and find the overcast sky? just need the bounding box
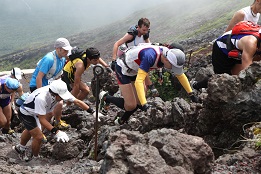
[0,0,242,57]
[0,0,172,27]
[0,0,174,56]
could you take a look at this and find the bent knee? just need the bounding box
[0,120,7,128]
[0,116,7,127]
[33,134,44,142]
[124,103,137,111]
[82,87,90,94]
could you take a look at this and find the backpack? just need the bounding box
[226,21,261,60]
[231,21,261,38]
[37,51,63,80]
[69,47,87,68]
[126,25,150,45]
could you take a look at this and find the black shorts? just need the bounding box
[212,41,241,75]
[0,97,10,108]
[61,71,73,91]
[18,110,38,131]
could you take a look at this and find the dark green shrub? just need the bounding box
[149,70,178,101]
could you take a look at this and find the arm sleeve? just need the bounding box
[134,69,148,106]
[175,73,193,94]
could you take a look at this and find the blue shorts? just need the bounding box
[115,64,136,85]
[0,97,11,108]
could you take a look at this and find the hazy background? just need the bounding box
[0,0,173,56]
[0,0,252,71]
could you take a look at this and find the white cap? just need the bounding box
[49,80,74,100]
[54,38,72,51]
[162,47,185,75]
[11,67,22,80]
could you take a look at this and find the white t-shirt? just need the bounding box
[20,85,75,116]
[126,35,146,47]
[242,6,260,24]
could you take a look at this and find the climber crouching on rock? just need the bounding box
[192,21,261,91]
[99,44,200,125]
[12,79,101,161]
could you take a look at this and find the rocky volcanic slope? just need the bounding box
[1,24,261,173]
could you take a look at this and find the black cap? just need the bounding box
[86,47,100,59]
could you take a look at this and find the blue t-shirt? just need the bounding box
[138,48,163,72]
[29,51,66,87]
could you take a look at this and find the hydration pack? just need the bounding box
[68,47,87,69]
[126,25,150,45]
[38,51,62,80]
[227,21,261,60]
[231,21,261,38]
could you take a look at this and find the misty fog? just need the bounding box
[0,0,175,57]
[0,0,243,58]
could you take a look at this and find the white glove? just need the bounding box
[54,131,69,143]
[92,112,104,122]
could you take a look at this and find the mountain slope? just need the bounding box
[0,0,249,71]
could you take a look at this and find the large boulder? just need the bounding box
[184,62,261,156]
[91,67,119,96]
[101,128,214,174]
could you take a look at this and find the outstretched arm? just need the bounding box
[175,73,193,94]
[176,73,200,103]
[225,10,245,32]
[232,35,257,75]
[15,85,24,98]
[73,99,89,110]
[112,34,133,60]
[73,98,97,114]
[98,58,109,67]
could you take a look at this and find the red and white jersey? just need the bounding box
[117,44,162,76]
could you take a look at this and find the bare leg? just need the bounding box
[231,60,252,75]
[119,83,137,111]
[20,129,32,146]
[77,82,90,100]
[29,127,43,157]
[53,100,63,122]
[2,104,12,130]
[0,107,7,128]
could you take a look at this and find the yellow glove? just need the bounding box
[134,69,148,106]
[175,73,193,94]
